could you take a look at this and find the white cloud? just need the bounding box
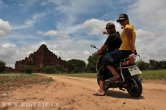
[38,18,125,62]
[41,18,121,38]
[2,43,16,48]
[46,0,117,28]
[39,30,70,39]
[129,0,166,30]
[81,19,107,35]
[38,18,122,65]
[128,0,166,61]
[0,44,18,67]
[13,13,46,30]
[135,29,166,61]
[44,39,95,62]
[136,29,156,43]
[1,18,114,68]
[82,18,122,35]
[0,41,92,67]
[2,0,166,68]
[0,19,12,36]
[40,30,58,36]
[0,43,40,68]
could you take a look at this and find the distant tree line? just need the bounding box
[86,56,166,71]
[43,59,86,74]
[86,55,99,73]
[137,59,166,70]
[0,60,6,73]
[1,57,166,74]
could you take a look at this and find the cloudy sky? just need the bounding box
[0,0,166,68]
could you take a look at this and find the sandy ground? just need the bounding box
[0,74,166,110]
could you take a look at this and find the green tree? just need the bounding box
[86,55,99,73]
[0,60,6,73]
[23,65,33,74]
[149,60,160,70]
[159,60,166,69]
[66,59,86,73]
[137,60,149,70]
[53,64,65,73]
[43,66,57,74]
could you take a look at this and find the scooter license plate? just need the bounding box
[128,65,142,76]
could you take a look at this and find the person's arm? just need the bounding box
[95,34,112,55]
[125,28,135,54]
[95,44,108,55]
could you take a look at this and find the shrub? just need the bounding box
[66,59,86,73]
[43,66,57,74]
[23,65,33,74]
[54,65,65,73]
[0,60,6,73]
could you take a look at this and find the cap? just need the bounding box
[117,14,129,22]
[106,22,115,28]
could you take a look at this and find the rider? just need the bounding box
[117,14,137,59]
[93,22,122,96]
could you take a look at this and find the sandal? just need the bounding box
[93,90,105,96]
[93,92,105,96]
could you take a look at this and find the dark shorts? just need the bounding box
[120,50,132,59]
[97,67,113,80]
[102,49,122,66]
[97,49,122,80]
[97,50,137,80]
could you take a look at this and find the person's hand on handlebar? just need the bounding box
[129,53,135,58]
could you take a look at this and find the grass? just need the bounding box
[55,73,97,78]
[0,70,165,92]
[0,73,29,76]
[0,73,54,92]
[141,70,166,80]
[54,70,166,80]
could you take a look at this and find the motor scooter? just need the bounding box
[91,44,142,97]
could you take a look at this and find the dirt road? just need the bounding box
[1,75,166,110]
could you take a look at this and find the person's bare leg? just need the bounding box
[99,80,105,93]
[94,80,105,95]
[107,65,120,80]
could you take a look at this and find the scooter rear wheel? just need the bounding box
[127,76,142,97]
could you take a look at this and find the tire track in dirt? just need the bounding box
[1,74,166,110]
[50,75,166,110]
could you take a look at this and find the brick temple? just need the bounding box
[15,44,65,72]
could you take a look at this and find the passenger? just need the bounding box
[117,14,137,60]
